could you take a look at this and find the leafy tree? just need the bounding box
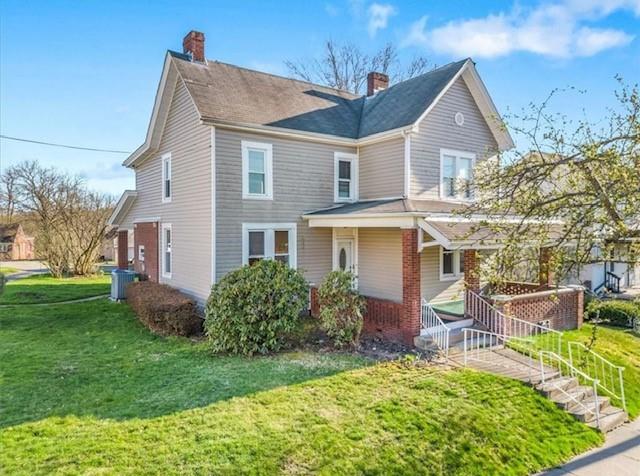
[465,79,640,286]
[285,40,431,94]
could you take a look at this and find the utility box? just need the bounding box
[111,269,135,301]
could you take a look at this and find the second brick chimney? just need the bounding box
[367,72,389,96]
[183,30,205,62]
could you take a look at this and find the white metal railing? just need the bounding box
[462,328,540,383]
[568,341,627,413]
[539,350,601,430]
[465,289,563,356]
[421,299,450,357]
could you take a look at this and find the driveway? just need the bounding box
[541,418,640,476]
[1,260,48,280]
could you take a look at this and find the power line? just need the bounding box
[0,134,131,154]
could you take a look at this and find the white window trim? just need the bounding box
[334,152,358,203]
[242,141,273,200]
[161,153,172,203]
[439,148,476,202]
[241,223,297,268]
[161,223,172,279]
[439,247,464,282]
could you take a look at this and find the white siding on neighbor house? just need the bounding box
[358,228,403,302]
[358,137,405,199]
[410,77,499,199]
[215,128,356,285]
[120,78,212,302]
[421,246,465,303]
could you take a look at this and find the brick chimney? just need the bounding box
[367,72,389,96]
[183,30,205,62]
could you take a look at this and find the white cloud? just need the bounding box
[367,3,397,37]
[402,1,637,59]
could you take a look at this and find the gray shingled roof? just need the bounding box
[170,51,468,139]
[304,199,464,216]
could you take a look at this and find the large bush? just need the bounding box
[586,299,640,327]
[317,271,365,348]
[126,281,202,336]
[205,259,308,355]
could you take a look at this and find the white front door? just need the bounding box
[335,239,355,273]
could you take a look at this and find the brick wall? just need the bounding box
[133,222,159,282]
[401,229,421,345]
[463,249,479,292]
[117,230,129,270]
[495,287,584,331]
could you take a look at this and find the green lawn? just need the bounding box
[0,266,19,275]
[0,298,603,475]
[561,324,640,419]
[0,273,110,304]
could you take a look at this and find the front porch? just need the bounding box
[304,200,584,347]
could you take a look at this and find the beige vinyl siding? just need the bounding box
[215,128,356,284]
[359,137,404,199]
[358,228,402,302]
[410,77,499,199]
[421,246,465,303]
[120,78,212,303]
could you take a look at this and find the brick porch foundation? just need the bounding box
[133,222,159,282]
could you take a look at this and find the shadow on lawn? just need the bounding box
[0,299,369,428]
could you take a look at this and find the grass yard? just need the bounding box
[0,273,110,304]
[0,298,604,475]
[561,323,640,419]
[0,266,19,275]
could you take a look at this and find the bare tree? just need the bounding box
[285,40,431,94]
[0,161,114,277]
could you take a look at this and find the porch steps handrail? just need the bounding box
[465,289,563,355]
[539,350,602,430]
[568,341,627,412]
[421,299,450,357]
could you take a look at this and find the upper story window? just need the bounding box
[334,152,358,202]
[242,141,273,200]
[440,149,475,201]
[161,153,172,203]
[242,223,297,268]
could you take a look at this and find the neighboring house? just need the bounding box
[0,223,35,261]
[579,240,640,295]
[109,30,585,346]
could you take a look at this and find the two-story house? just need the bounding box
[109,31,584,346]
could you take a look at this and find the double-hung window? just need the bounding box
[161,153,172,203]
[440,248,464,281]
[162,224,172,278]
[243,223,297,268]
[440,149,475,200]
[334,152,358,202]
[242,141,273,200]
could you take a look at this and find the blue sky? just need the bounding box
[1,0,639,194]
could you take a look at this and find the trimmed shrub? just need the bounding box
[317,271,365,348]
[586,299,640,327]
[126,281,202,336]
[204,259,308,355]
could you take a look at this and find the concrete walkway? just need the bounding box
[0,294,110,308]
[541,418,640,476]
[1,260,48,280]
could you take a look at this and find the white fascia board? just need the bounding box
[306,216,416,228]
[107,190,138,226]
[123,53,176,168]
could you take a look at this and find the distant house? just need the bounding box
[0,224,35,261]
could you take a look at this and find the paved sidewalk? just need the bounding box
[1,260,47,280]
[541,418,640,476]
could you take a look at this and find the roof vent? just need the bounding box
[183,30,205,63]
[367,72,389,96]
